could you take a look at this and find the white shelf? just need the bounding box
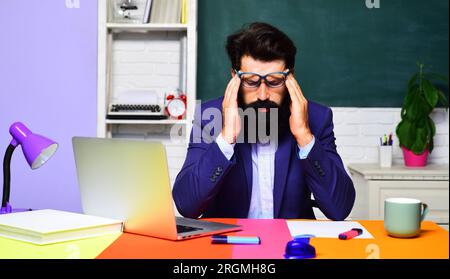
[106,23,188,32]
[348,163,449,180]
[98,0,197,141]
[106,119,187,125]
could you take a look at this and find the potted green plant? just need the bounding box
[396,63,449,167]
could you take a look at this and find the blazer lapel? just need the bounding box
[273,135,294,218]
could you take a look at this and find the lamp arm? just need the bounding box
[2,144,16,208]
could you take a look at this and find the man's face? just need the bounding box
[233,55,287,107]
[233,55,292,142]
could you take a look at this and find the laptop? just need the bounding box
[72,137,240,240]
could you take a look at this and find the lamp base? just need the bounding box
[0,202,12,214]
[0,202,33,214]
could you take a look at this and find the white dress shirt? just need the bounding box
[215,134,315,218]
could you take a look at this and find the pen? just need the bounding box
[388,133,392,146]
[338,228,363,240]
[211,235,261,245]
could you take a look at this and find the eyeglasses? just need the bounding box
[234,69,290,88]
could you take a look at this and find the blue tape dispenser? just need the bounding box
[284,234,316,259]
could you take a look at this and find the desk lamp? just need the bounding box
[1,122,58,214]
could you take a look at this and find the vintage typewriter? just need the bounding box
[106,90,168,120]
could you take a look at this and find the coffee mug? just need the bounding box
[384,198,428,238]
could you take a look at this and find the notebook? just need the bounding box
[0,209,123,245]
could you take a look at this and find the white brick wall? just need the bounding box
[111,31,184,101]
[314,107,449,220]
[332,107,449,166]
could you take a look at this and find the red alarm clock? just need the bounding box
[165,90,186,119]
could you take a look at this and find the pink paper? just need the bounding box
[231,219,292,259]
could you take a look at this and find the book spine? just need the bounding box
[181,0,187,24]
[149,0,159,23]
[143,0,153,23]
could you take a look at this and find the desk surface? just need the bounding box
[1,219,448,259]
[97,219,449,259]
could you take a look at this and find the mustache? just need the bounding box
[237,87,291,111]
[242,99,280,110]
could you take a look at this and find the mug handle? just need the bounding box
[421,203,429,222]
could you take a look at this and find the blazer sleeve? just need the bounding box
[300,108,356,221]
[172,118,236,218]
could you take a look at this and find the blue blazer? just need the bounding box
[172,97,355,220]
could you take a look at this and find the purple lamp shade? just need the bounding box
[9,122,58,169]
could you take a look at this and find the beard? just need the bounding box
[237,88,291,144]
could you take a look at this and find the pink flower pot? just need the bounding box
[401,146,429,167]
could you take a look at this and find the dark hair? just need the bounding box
[226,22,297,71]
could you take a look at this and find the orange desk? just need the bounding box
[97,219,449,259]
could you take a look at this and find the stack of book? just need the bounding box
[0,209,123,245]
[143,0,187,24]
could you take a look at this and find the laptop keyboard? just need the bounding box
[176,224,202,234]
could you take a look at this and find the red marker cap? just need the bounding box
[338,228,363,240]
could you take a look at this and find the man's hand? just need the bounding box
[285,74,314,147]
[221,75,241,144]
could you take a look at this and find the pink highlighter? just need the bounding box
[338,228,363,240]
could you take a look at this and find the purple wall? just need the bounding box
[0,0,97,213]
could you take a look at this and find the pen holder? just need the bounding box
[379,145,393,168]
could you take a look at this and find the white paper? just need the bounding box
[287,221,374,239]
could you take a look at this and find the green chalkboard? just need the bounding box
[197,0,449,107]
